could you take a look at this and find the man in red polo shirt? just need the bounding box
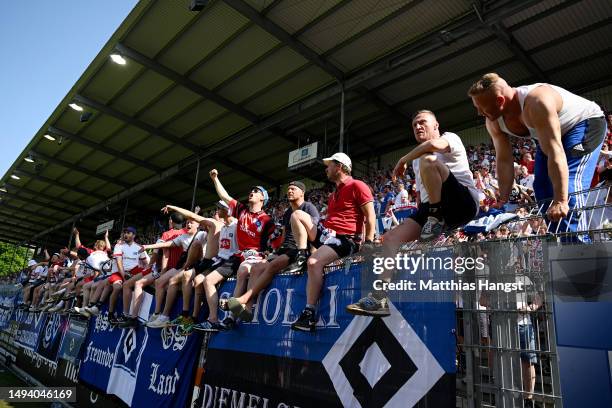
[289,152,375,332]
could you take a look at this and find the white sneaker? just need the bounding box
[146,315,169,328]
[49,301,64,313]
[146,313,159,324]
[74,306,91,317]
[85,305,100,316]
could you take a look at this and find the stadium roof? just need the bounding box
[1,0,611,247]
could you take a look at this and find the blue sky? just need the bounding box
[0,0,138,178]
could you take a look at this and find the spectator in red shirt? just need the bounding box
[520,152,535,174]
[289,152,375,332]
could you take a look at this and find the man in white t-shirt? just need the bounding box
[347,109,479,316]
[142,218,207,328]
[519,165,535,192]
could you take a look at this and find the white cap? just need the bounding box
[27,260,37,267]
[323,152,352,171]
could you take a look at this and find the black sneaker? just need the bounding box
[108,314,120,326]
[291,308,316,332]
[221,316,236,331]
[284,250,309,274]
[118,316,139,328]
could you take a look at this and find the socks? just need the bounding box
[428,202,443,220]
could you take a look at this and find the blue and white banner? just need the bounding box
[13,309,46,350]
[59,318,88,363]
[196,262,455,408]
[36,313,68,362]
[79,292,201,408]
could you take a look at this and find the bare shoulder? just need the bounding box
[523,85,562,119]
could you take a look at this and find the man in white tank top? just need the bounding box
[469,73,606,234]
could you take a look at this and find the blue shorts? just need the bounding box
[533,117,607,234]
[519,323,537,364]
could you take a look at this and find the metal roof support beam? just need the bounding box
[0,214,50,231]
[0,201,66,221]
[115,44,259,123]
[74,95,279,186]
[487,21,549,82]
[48,126,163,173]
[5,182,87,211]
[13,168,107,201]
[30,151,132,189]
[201,0,547,149]
[0,190,74,215]
[222,0,345,80]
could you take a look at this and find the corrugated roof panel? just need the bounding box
[79,116,126,144]
[129,137,174,161]
[216,47,308,104]
[109,70,175,117]
[243,65,331,115]
[100,161,136,178]
[300,0,413,54]
[188,25,280,90]
[149,145,191,168]
[187,114,251,146]
[513,0,612,50]
[122,1,198,59]
[267,0,342,35]
[532,24,612,70]
[53,110,95,135]
[133,85,201,130]
[77,151,117,173]
[328,0,472,71]
[81,61,144,105]
[33,139,64,157]
[163,99,227,137]
[365,30,493,90]
[549,53,612,89]
[244,0,269,13]
[107,125,151,153]
[502,0,564,27]
[379,40,514,104]
[158,2,250,75]
[53,144,92,164]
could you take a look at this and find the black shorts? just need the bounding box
[410,171,477,229]
[194,258,215,275]
[213,256,240,278]
[275,245,299,263]
[311,223,359,259]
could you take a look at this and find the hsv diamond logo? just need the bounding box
[323,302,444,408]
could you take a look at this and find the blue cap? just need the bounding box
[252,186,269,206]
[124,226,137,234]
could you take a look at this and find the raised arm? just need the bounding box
[209,169,233,204]
[104,229,111,251]
[73,228,82,248]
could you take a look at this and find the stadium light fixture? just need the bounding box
[0,187,6,193]
[43,134,56,141]
[110,53,127,65]
[24,155,35,163]
[10,174,20,180]
[69,103,83,112]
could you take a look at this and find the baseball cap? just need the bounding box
[123,226,137,234]
[27,260,37,267]
[288,181,306,192]
[252,186,269,206]
[215,200,230,210]
[323,152,352,171]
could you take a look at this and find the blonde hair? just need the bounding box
[94,240,106,250]
[468,73,505,96]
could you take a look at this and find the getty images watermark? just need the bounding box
[369,253,525,294]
